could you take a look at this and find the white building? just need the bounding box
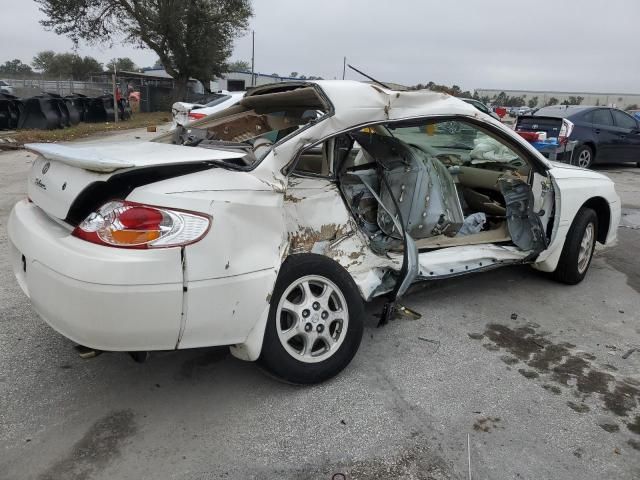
[210,71,307,91]
[475,88,640,109]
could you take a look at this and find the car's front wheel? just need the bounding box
[258,254,364,384]
[553,208,598,284]
[573,145,594,169]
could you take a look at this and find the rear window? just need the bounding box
[533,106,582,118]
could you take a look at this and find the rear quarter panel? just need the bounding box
[127,171,287,348]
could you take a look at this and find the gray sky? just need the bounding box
[1,0,639,93]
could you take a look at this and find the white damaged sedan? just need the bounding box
[8,81,621,383]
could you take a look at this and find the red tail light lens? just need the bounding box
[188,112,207,121]
[516,131,540,142]
[72,201,211,249]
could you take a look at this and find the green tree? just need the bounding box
[528,96,539,108]
[32,51,102,79]
[626,104,638,111]
[289,72,299,78]
[106,57,138,72]
[561,96,584,106]
[546,97,559,106]
[226,60,251,72]
[32,50,56,72]
[0,59,34,77]
[37,0,252,98]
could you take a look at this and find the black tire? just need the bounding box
[573,145,594,169]
[258,254,364,384]
[553,208,598,285]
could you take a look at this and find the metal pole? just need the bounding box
[112,65,119,123]
[342,56,346,80]
[251,30,255,86]
[467,433,472,480]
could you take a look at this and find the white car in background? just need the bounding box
[9,81,620,384]
[0,80,15,95]
[171,90,244,128]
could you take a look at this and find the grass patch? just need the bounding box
[10,112,170,144]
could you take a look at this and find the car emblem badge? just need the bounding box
[532,124,538,129]
[42,162,50,175]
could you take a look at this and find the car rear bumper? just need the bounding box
[8,200,184,351]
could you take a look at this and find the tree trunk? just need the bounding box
[173,77,189,103]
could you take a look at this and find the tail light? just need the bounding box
[516,131,540,142]
[188,111,207,121]
[559,119,574,145]
[72,201,211,249]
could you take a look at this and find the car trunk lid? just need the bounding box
[26,141,246,222]
[515,115,564,139]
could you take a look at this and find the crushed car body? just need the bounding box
[8,81,621,383]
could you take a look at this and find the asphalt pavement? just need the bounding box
[1,132,639,480]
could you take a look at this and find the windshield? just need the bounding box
[389,119,527,169]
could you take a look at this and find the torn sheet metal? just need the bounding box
[283,177,400,300]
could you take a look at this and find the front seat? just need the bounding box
[351,131,464,239]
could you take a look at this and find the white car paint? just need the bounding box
[0,80,14,95]
[170,91,244,129]
[8,80,621,366]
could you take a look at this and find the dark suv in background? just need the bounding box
[515,105,640,168]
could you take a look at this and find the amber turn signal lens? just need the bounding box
[111,229,160,244]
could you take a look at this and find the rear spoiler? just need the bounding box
[24,141,244,173]
[26,143,135,172]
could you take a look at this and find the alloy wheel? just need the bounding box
[577,223,595,274]
[577,149,592,168]
[276,275,349,363]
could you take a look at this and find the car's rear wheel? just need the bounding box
[553,208,598,284]
[258,254,364,384]
[573,145,594,169]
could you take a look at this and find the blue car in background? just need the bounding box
[515,105,640,168]
[629,109,640,121]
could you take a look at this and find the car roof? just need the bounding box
[533,105,597,118]
[247,80,482,122]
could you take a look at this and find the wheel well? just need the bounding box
[583,141,596,156]
[582,197,610,243]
